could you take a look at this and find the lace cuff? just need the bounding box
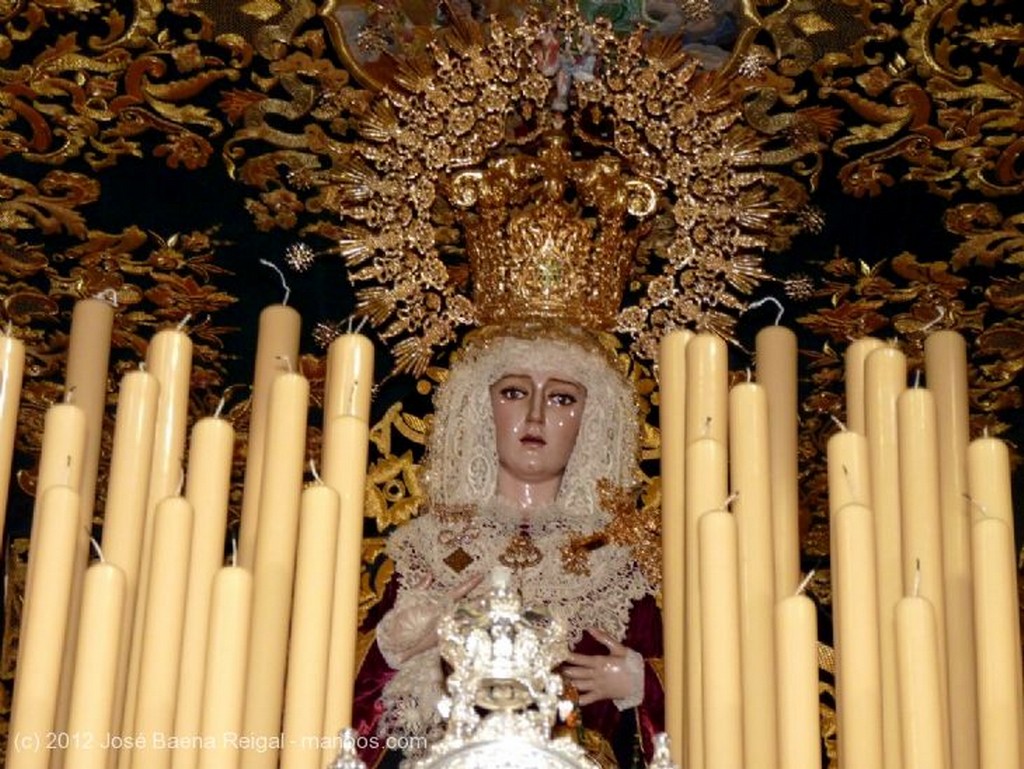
[612,648,645,711]
[376,588,445,669]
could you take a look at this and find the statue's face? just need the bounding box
[489,372,587,487]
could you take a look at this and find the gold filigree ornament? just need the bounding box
[322,7,819,374]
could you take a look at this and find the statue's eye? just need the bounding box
[499,386,528,400]
[549,391,578,406]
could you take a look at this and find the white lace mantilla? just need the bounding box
[378,498,653,750]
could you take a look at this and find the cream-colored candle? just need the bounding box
[832,502,884,769]
[0,330,26,540]
[237,303,301,569]
[7,486,79,769]
[129,496,194,769]
[172,414,236,769]
[64,561,127,769]
[728,381,777,769]
[241,371,309,769]
[966,436,1013,530]
[825,429,871,515]
[323,331,375,423]
[25,401,86,598]
[100,368,159,744]
[896,386,949,745]
[895,593,949,769]
[864,344,906,769]
[699,509,744,769]
[972,517,1023,769]
[683,437,727,769]
[924,330,977,769]
[57,300,116,751]
[685,333,728,444]
[844,336,884,434]
[755,324,800,599]
[122,326,192,749]
[657,328,691,759]
[197,566,253,769]
[321,414,370,760]
[775,591,822,769]
[825,426,870,666]
[282,483,340,769]
[63,297,115,524]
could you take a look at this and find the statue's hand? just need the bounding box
[378,573,484,667]
[563,629,644,709]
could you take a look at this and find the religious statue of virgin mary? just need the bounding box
[328,8,813,767]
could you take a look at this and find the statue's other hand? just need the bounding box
[563,629,644,709]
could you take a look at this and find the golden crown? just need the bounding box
[448,133,657,331]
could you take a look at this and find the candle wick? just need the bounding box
[346,315,354,334]
[231,536,238,567]
[748,295,785,325]
[89,534,105,563]
[64,385,76,404]
[275,354,294,373]
[354,315,369,334]
[919,305,946,335]
[259,258,292,306]
[139,361,147,373]
[962,493,989,520]
[745,367,752,383]
[913,558,921,598]
[721,491,739,510]
[92,288,119,308]
[214,396,226,419]
[913,370,922,388]
[795,569,815,596]
[4,320,12,337]
[982,425,989,439]
[176,313,192,332]
[309,459,322,484]
[829,413,847,432]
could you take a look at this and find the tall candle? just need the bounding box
[832,502,884,769]
[122,326,192,750]
[844,337,884,433]
[100,368,159,745]
[728,381,777,769]
[924,330,977,769]
[895,593,949,769]
[755,324,800,598]
[172,415,236,769]
[64,561,127,769]
[864,344,906,769]
[24,401,86,598]
[896,386,949,747]
[966,436,1013,530]
[129,496,194,769]
[197,567,253,769]
[972,517,1023,769]
[0,330,26,541]
[241,371,309,769]
[657,328,691,759]
[699,509,744,769]
[56,299,116,753]
[321,414,370,760]
[683,437,727,769]
[323,331,375,423]
[775,592,822,769]
[281,484,340,769]
[7,486,79,769]
[685,333,728,444]
[237,303,300,569]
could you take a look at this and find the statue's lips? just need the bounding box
[519,435,546,447]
